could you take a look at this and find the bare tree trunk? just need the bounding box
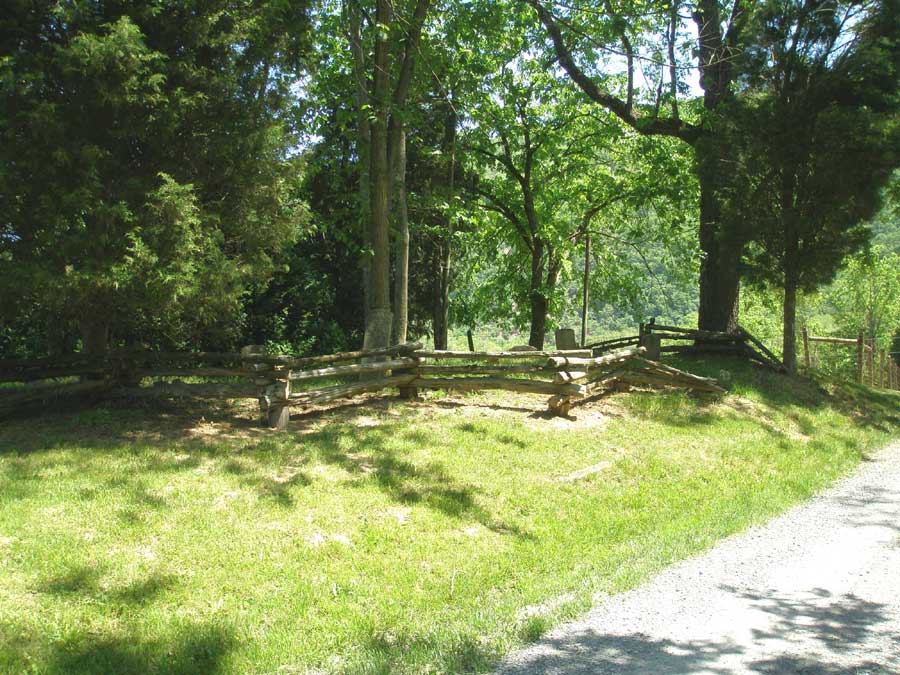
[363,0,394,349]
[433,238,451,349]
[696,142,741,333]
[783,275,798,375]
[782,179,799,375]
[79,318,109,356]
[391,124,409,344]
[433,101,456,350]
[528,241,547,350]
[581,232,590,348]
[347,0,372,332]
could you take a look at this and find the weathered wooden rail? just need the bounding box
[0,341,725,429]
[802,328,900,389]
[624,321,787,372]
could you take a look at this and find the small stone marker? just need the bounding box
[639,333,662,361]
[555,328,578,351]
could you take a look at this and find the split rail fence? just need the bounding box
[0,342,724,429]
[584,321,785,372]
[801,329,900,390]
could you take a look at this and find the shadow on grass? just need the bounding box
[0,395,523,536]
[624,354,900,435]
[40,566,179,606]
[23,621,237,675]
[360,628,499,675]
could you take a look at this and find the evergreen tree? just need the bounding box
[0,1,311,355]
[730,0,900,373]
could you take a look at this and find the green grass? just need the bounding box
[1,356,898,674]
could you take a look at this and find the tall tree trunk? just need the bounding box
[433,239,451,349]
[79,318,109,356]
[782,177,799,375]
[696,142,741,333]
[391,124,409,344]
[347,0,372,332]
[433,101,456,350]
[581,232,591,348]
[363,0,394,349]
[783,272,798,375]
[528,241,547,350]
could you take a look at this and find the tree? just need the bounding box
[342,0,431,348]
[522,0,750,333]
[464,54,694,347]
[732,0,900,373]
[827,247,900,350]
[0,1,311,355]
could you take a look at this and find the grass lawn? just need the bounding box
[1,356,898,674]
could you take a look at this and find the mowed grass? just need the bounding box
[1,356,899,674]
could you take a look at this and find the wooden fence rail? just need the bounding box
[625,322,786,372]
[801,328,900,390]
[0,342,725,429]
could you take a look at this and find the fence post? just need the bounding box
[802,328,811,370]
[243,344,290,430]
[466,329,475,352]
[857,332,864,384]
[879,349,886,389]
[868,338,876,386]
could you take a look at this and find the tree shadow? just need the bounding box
[43,621,235,675]
[39,566,179,606]
[499,589,896,675]
[500,587,897,674]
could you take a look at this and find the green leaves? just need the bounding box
[0,1,313,353]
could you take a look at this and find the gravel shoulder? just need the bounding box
[498,441,900,675]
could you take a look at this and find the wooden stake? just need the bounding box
[802,327,811,370]
[857,332,864,384]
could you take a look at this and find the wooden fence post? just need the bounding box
[868,338,876,386]
[467,329,475,352]
[243,345,290,430]
[857,332,864,384]
[879,349,886,389]
[802,328,811,370]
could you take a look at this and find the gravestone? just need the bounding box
[555,328,578,351]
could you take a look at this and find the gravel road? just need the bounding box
[498,442,900,675]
